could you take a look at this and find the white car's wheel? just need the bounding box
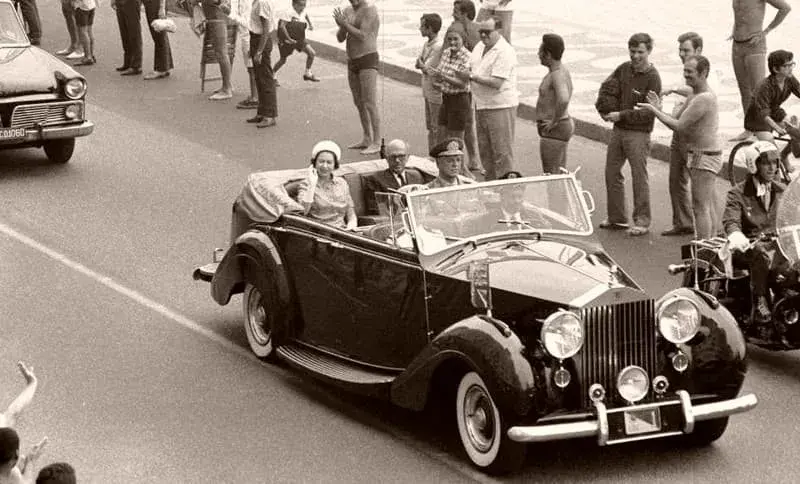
[243,283,274,360]
[456,371,525,474]
[43,138,75,163]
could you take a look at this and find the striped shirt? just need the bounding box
[435,46,471,95]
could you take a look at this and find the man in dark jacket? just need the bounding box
[723,140,786,324]
[362,139,424,215]
[596,32,661,237]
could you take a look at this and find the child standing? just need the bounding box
[273,0,319,83]
[72,0,96,66]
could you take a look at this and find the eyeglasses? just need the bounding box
[478,29,494,36]
[387,154,408,160]
[783,62,796,68]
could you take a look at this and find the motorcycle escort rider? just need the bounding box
[722,140,787,333]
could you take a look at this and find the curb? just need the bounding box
[309,39,746,183]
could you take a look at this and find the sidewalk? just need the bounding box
[303,0,800,168]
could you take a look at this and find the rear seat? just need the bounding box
[285,168,429,226]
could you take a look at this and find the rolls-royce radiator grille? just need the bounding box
[10,102,78,129]
[578,300,657,406]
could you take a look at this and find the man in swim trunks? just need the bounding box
[333,0,382,156]
[730,0,791,141]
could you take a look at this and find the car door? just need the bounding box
[279,215,429,369]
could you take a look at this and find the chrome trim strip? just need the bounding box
[507,393,758,444]
[605,431,684,445]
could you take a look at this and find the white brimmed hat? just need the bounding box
[311,140,342,162]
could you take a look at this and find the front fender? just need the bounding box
[210,229,289,307]
[657,287,747,400]
[391,315,535,416]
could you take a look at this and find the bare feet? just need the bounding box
[348,141,370,150]
[360,144,381,155]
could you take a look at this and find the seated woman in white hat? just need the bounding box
[296,140,357,230]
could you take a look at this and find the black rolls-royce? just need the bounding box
[194,157,757,474]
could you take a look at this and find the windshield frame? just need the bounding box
[0,2,30,48]
[404,173,594,255]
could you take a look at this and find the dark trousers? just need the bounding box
[142,0,173,72]
[18,0,42,44]
[250,33,277,118]
[116,0,142,70]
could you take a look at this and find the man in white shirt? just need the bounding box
[476,0,512,43]
[457,17,519,180]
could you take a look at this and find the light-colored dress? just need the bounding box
[297,176,354,228]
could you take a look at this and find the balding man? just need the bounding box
[363,139,425,215]
[730,0,792,141]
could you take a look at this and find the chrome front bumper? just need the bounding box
[507,391,757,445]
[0,121,94,146]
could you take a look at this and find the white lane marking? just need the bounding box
[0,220,255,362]
[0,220,498,483]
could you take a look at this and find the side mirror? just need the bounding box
[467,261,492,315]
[582,190,596,214]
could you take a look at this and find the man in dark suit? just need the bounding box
[476,181,549,232]
[723,140,786,324]
[363,139,424,215]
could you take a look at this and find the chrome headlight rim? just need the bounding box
[64,78,87,100]
[616,365,649,403]
[656,295,700,344]
[540,309,585,359]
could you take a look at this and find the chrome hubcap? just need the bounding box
[248,288,270,346]
[463,385,495,452]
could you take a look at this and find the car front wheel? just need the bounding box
[243,283,275,360]
[455,371,525,474]
[43,138,76,163]
[682,417,729,447]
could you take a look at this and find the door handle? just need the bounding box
[314,237,343,249]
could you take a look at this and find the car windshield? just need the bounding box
[0,3,27,46]
[406,175,593,254]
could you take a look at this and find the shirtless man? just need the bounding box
[639,55,721,239]
[730,0,792,140]
[333,0,382,155]
[536,33,573,174]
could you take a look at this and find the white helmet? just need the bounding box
[744,140,779,174]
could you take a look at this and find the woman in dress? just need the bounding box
[297,140,357,230]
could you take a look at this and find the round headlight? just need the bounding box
[65,78,86,99]
[657,296,700,344]
[617,365,649,402]
[541,310,584,359]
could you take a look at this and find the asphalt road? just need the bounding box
[1,6,799,483]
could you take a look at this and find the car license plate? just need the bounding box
[624,407,661,435]
[0,127,26,141]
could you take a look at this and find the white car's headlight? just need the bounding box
[65,78,86,99]
[657,296,700,343]
[541,310,584,359]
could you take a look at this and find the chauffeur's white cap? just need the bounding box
[311,140,342,162]
[745,140,779,174]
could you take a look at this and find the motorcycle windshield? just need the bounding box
[776,175,800,264]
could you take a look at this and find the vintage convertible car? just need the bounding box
[194,157,758,473]
[0,0,94,163]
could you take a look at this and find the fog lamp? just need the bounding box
[64,104,81,120]
[617,365,649,403]
[553,367,571,388]
[672,351,690,373]
[652,375,669,394]
[588,383,605,403]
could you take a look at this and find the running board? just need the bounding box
[276,344,397,400]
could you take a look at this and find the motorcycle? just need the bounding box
[668,176,800,351]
